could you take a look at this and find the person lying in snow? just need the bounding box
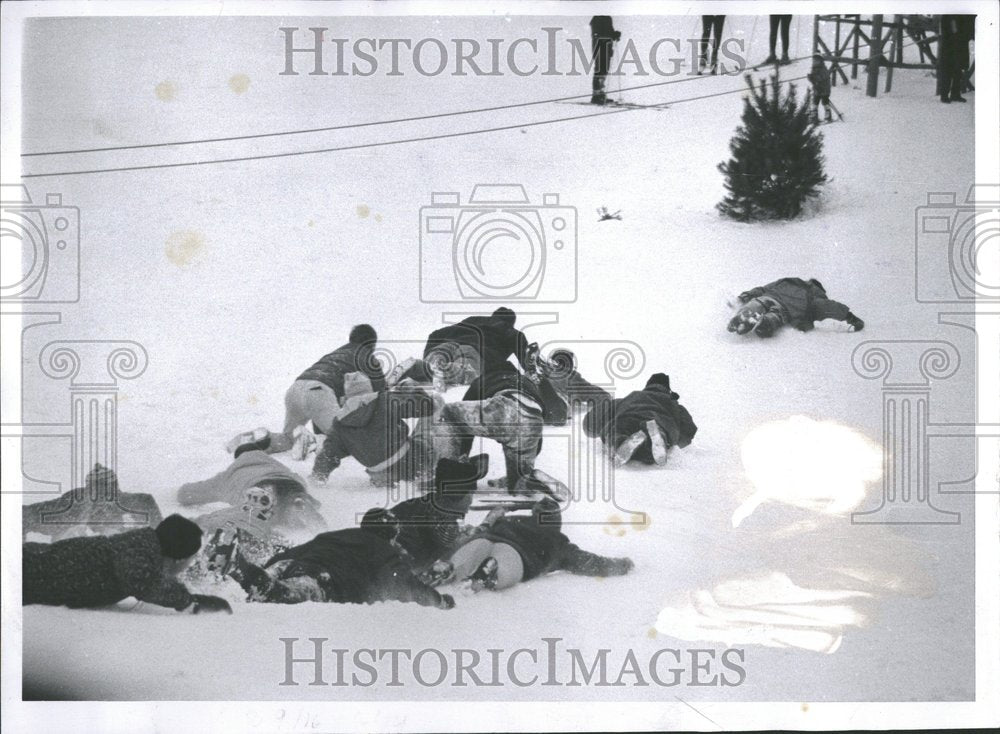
[433,496,634,591]
[176,442,326,544]
[224,508,455,609]
[22,463,162,542]
[23,514,232,614]
[225,323,386,459]
[727,277,865,337]
[309,372,442,485]
[583,373,697,467]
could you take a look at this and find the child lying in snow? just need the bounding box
[728,277,864,337]
[23,515,231,614]
[582,373,697,467]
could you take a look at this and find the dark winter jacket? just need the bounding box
[473,506,632,581]
[390,493,475,572]
[738,277,853,331]
[319,389,437,471]
[297,341,386,400]
[264,528,445,607]
[23,527,194,611]
[590,16,619,41]
[808,62,831,97]
[583,378,697,453]
[425,316,530,374]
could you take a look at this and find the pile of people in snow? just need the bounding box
[22,279,862,614]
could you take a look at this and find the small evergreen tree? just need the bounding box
[717,74,828,221]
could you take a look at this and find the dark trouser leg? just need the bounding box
[592,39,611,102]
[779,15,791,57]
[768,16,780,57]
[711,16,725,66]
[700,17,712,67]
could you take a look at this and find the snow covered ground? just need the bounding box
[11,14,977,703]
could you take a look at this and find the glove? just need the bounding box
[846,313,865,332]
[438,593,456,610]
[190,594,233,615]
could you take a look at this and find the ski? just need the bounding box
[559,100,671,112]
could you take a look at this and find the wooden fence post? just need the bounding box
[866,14,884,97]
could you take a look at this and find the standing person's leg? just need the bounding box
[592,38,610,103]
[700,16,713,70]
[711,16,725,69]
[779,15,792,61]
[766,15,780,62]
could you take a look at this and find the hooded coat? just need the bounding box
[583,375,697,457]
[738,278,853,331]
[23,527,194,611]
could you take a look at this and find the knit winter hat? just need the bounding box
[492,307,516,326]
[155,514,203,559]
[646,373,671,391]
[349,323,377,345]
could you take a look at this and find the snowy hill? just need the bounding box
[13,13,977,707]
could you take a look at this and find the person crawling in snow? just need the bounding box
[583,373,697,467]
[431,495,634,592]
[308,371,443,485]
[423,307,531,389]
[728,277,864,338]
[225,323,386,461]
[23,514,232,614]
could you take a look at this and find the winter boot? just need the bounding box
[824,108,833,123]
[469,556,499,591]
[645,420,669,466]
[613,430,648,467]
[780,54,791,65]
[290,426,317,461]
[226,427,269,455]
[420,560,455,587]
[762,54,778,66]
